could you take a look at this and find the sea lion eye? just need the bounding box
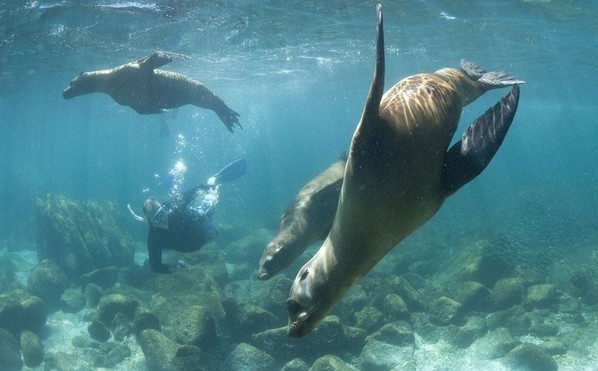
[300,269,309,281]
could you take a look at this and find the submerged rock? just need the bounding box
[20,330,44,367]
[26,259,68,309]
[111,312,133,341]
[84,283,104,308]
[60,287,86,313]
[88,319,111,342]
[453,281,493,313]
[252,316,364,364]
[133,306,160,335]
[524,284,559,309]
[171,304,216,349]
[0,328,23,371]
[94,342,131,368]
[492,277,526,309]
[470,327,520,359]
[282,358,310,371]
[360,338,415,370]
[354,305,385,333]
[137,329,178,371]
[487,306,531,337]
[35,194,135,279]
[223,298,279,339]
[502,343,558,371]
[310,354,357,370]
[449,316,487,349]
[224,342,276,371]
[366,321,414,346]
[96,293,139,325]
[380,293,410,321]
[430,296,463,325]
[0,289,47,335]
[149,267,225,329]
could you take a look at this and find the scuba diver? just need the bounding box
[128,159,246,273]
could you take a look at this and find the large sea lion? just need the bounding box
[286,4,523,338]
[62,51,240,133]
[257,153,347,280]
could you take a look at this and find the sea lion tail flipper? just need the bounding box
[137,51,191,71]
[207,159,247,185]
[460,59,525,88]
[441,84,520,198]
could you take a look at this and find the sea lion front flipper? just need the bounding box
[441,84,520,198]
[351,3,385,160]
[136,51,191,71]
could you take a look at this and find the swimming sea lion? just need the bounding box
[62,51,240,133]
[286,4,523,338]
[257,153,347,280]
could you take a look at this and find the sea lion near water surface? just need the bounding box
[257,153,347,280]
[286,4,523,338]
[62,51,240,134]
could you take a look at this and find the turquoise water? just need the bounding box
[1,1,598,370]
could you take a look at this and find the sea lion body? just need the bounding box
[258,153,346,280]
[286,4,523,337]
[63,52,240,132]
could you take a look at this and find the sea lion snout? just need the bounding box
[62,73,90,99]
[286,299,310,338]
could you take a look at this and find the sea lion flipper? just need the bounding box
[441,84,520,198]
[352,4,385,157]
[364,4,385,121]
[136,51,191,71]
[460,59,525,88]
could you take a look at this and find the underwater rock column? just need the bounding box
[35,194,135,279]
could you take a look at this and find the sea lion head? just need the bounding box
[63,72,94,99]
[286,265,322,338]
[286,249,344,338]
[258,236,299,280]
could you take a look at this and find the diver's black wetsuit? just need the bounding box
[147,185,217,273]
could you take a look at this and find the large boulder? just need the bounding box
[0,328,22,371]
[26,259,68,309]
[502,343,558,371]
[137,329,211,371]
[251,316,365,364]
[35,194,135,279]
[149,267,225,326]
[310,355,357,370]
[0,289,47,335]
[20,330,44,368]
[224,343,276,371]
[171,305,216,349]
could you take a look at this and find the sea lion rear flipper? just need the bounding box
[441,84,520,198]
[460,59,525,89]
[136,51,191,71]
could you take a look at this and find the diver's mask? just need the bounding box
[143,198,169,230]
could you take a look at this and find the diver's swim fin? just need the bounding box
[207,159,246,185]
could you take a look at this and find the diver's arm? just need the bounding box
[147,228,171,273]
